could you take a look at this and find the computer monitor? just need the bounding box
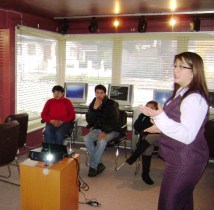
[208,91,214,115]
[153,89,172,106]
[107,84,134,107]
[64,82,88,105]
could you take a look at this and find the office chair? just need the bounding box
[106,110,128,171]
[41,120,76,153]
[0,120,20,186]
[63,120,76,153]
[4,113,29,152]
[84,110,128,171]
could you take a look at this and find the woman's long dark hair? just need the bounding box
[170,52,209,104]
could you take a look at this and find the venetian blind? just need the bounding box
[65,35,115,104]
[16,26,60,120]
[64,32,214,106]
[16,28,214,122]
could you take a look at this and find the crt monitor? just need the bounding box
[208,91,214,114]
[64,82,88,104]
[153,89,172,106]
[107,84,134,107]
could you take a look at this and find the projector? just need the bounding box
[29,147,65,164]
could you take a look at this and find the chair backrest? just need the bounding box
[0,121,20,165]
[204,119,214,158]
[118,110,128,134]
[4,113,28,148]
[107,110,128,147]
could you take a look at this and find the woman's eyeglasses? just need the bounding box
[172,64,192,70]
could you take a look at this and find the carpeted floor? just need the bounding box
[0,146,214,210]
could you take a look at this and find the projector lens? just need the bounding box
[46,153,54,162]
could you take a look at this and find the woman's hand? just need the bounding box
[140,104,163,117]
[144,124,161,133]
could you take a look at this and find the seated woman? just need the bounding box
[41,85,76,145]
[126,100,160,185]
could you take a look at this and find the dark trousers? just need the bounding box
[158,161,207,210]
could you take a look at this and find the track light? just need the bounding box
[59,19,70,34]
[190,16,200,32]
[88,17,98,33]
[138,16,147,33]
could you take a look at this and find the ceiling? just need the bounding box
[0,0,214,19]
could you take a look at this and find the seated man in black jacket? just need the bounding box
[126,100,160,185]
[84,84,120,177]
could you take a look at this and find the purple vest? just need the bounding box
[159,94,209,165]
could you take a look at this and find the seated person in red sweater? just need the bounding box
[41,85,75,145]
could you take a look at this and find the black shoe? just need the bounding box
[88,167,97,177]
[97,163,106,175]
[142,174,154,185]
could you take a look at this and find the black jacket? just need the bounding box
[86,96,120,133]
[134,113,153,135]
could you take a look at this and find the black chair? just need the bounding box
[4,113,29,152]
[41,120,76,152]
[0,120,20,186]
[106,110,128,171]
[85,110,128,171]
[63,120,76,152]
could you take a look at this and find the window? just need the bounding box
[65,37,113,104]
[121,37,177,105]
[188,39,214,89]
[16,27,60,120]
[16,28,214,123]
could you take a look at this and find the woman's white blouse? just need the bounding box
[153,88,208,144]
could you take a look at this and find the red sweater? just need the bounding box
[41,97,75,123]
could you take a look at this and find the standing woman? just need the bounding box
[141,52,209,210]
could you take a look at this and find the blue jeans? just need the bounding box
[84,129,119,169]
[44,122,72,145]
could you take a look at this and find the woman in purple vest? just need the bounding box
[141,52,209,210]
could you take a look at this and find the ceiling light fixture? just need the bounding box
[59,19,70,34]
[190,16,200,32]
[88,17,98,33]
[138,16,147,33]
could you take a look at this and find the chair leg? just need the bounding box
[86,151,90,166]
[134,157,141,175]
[9,156,21,171]
[0,165,12,179]
[68,132,75,154]
[0,177,20,186]
[0,164,20,186]
[115,140,127,171]
[15,158,20,174]
[79,147,90,166]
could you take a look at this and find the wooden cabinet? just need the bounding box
[20,155,79,210]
